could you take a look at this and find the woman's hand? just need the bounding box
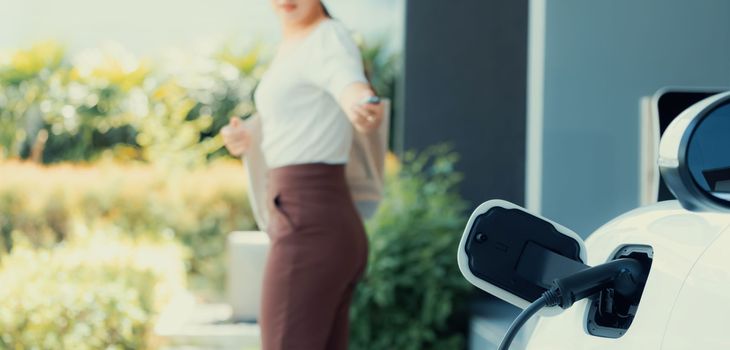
[340,83,385,134]
[220,117,251,157]
[350,94,385,134]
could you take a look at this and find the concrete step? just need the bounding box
[155,291,261,350]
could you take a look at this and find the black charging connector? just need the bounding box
[498,254,648,350]
[551,258,644,309]
[587,245,653,338]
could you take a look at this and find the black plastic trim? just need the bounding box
[464,207,584,303]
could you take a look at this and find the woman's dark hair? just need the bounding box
[321,1,332,18]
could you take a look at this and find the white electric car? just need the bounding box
[458,91,730,349]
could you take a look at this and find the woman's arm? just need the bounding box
[339,82,385,134]
[307,22,384,134]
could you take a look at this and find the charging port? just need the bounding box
[586,245,653,338]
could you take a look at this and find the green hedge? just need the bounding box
[351,145,472,350]
[0,160,255,299]
[0,235,186,349]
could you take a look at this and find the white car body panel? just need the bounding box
[527,201,730,349]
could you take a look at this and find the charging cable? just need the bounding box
[497,258,644,350]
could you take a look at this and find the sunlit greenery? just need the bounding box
[0,160,255,299]
[0,41,262,165]
[0,234,186,349]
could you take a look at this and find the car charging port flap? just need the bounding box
[586,245,653,338]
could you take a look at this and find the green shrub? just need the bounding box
[0,160,256,299]
[351,145,472,350]
[0,234,186,349]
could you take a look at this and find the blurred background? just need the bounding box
[2,0,730,349]
[0,0,404,53]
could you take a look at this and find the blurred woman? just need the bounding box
[220,0,384,349]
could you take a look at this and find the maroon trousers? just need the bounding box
[260,163,368,350]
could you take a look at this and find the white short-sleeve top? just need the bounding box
[253,19,368,169]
